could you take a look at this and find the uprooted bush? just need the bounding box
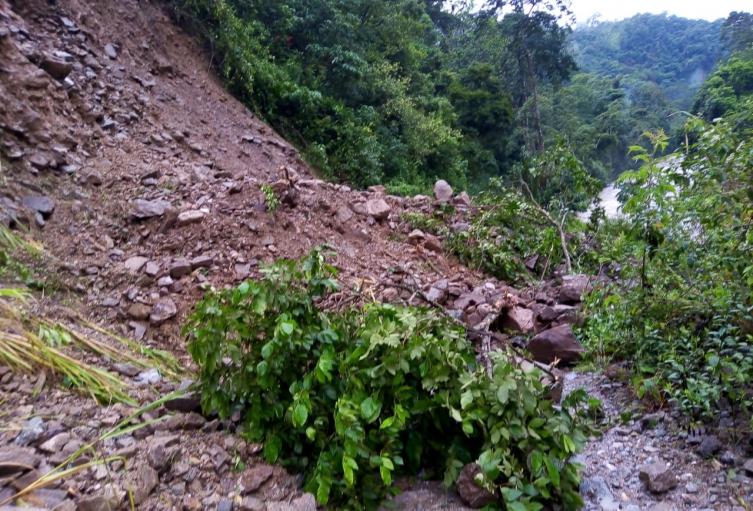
[185,249,594,510]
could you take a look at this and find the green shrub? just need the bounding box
[185,249,592,509]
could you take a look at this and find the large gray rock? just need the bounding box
[456,463,496,508]
[639,461,678,494]
[526,324,584,365]
[433,180,453,203]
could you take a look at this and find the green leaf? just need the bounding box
[342,456,358,486]
[360,397,381,423]
[292,403,308,427]
[460,390,474,410]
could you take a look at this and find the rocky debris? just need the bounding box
[526,324,583,365]
[127,302,151,320]
[455,463,496,508]
[77,494,120,511]
[150,298,177,325]
[433,180,453,203]
[130,199,171,220]
[695,435,722,458]
[639,461,678,494]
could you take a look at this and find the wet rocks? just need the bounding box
[639,460,678,494]
[433,180,453,203]
[455,463,496,508]
[526,324,583,365]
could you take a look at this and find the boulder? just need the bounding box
[454,191,471,207]
[456,463,496,508]
[433,180,453,203]
[558,274,592,304]
[502,306,534,333]
[526,324,583,365]
[364,198,391,220]
[240,464,274,494]
[639,461,677,494]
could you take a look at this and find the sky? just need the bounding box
[567,0,752,24]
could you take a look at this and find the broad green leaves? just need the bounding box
[185,250,591,509]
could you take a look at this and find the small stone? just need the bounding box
[126,465,158,505]
[150,298,177,325]
[685,481,699,493]
[190,254,214,269]
[127,303,151,321]
[15,417,45,446]
[240,465,274,494]
[743,458,753,476]
[74,494,120,511]
[144,261,161,277]
[238,496,265,511]
[177,210,206,226]
[124,256,148,273]
[104,43,118,59]
[363,198,391,220]
[40,54,73,80]
[131,199,171,220]
[218,499,233,511]
[696,435,722,458]
[135,368,162,385]
[22,195,55,218]
[639,461,678,494]
[456,463,496,508]
[39,432,71,454]
[266,494,316,511]
[170,258,192,278]
[433,179,453,203]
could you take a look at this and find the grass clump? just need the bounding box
[185,249,592,509]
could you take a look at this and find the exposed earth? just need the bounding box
[0,0,751,510]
